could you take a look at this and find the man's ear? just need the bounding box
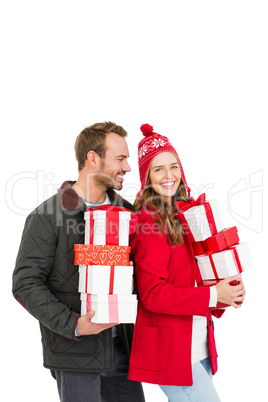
[86,150,100,168]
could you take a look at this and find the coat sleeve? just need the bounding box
[131,216,211,317]
[12,210,80,340]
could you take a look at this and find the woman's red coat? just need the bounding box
[128,208,224,386]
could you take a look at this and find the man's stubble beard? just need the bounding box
[94,159,122,191]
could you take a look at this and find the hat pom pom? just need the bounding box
[140,123,154,137]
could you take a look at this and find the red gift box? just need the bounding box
[192,242,206,256]
[193,227,239,256]
[74,244,131,266]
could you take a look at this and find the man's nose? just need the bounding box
[123,159,131,172]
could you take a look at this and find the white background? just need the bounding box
[1,1,267,401]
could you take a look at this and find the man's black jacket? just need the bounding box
[12,181,134,371]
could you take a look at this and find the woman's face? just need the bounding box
[149,152,181,203]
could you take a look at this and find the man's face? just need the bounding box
[94,132,131,191]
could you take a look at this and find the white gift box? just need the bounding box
[78,265,133,294]
[84,210,132,246]
[80,293,138,323]
[181,200,224,242]
[196,242,253,280]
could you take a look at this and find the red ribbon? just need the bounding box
[84,264,116,294]
[109,295,119,323]
[207,252,220,280]
[86,294,119,323]
[86,205,138,235]
[175,193,206,212]
[203,203,218,236]
[107,213,119,245]
[229,246,243,274]
[109,265,115,294]
[86,294,92,312]
[89,212,94,244]
[85,265,88,292]
[86,205,138,244]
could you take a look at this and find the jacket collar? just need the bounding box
[57,181,133,211]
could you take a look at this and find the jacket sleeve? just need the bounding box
[131,217,210,317]
[12,210,80,340]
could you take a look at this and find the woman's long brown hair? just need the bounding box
[133,179,190,247]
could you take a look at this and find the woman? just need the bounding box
[128,124,246,402]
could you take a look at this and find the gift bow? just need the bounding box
[86,205,138,235]
[174,193,218,241]
[175,193,206,213]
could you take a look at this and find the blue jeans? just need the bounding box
[159,357,221,402]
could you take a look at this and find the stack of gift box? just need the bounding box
[176,194,253,307]
[74,205,138,323]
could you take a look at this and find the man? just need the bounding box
[12,122,145,402]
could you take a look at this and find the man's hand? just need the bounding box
[77,310,116,336]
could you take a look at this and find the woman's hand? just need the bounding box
[215,275,246,308]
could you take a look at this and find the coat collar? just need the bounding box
[57,181,133,211]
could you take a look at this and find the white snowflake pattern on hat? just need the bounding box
[151,137,168,149]
[138,138,170,161]
[138,144,149,160]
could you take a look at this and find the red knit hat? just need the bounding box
[137,123,191,197]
